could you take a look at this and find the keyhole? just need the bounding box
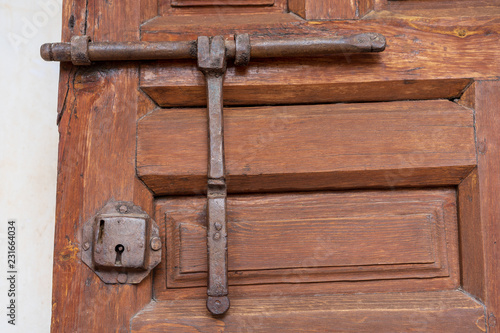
[115,244,124,265]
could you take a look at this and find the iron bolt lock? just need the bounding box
[80,200,161,284]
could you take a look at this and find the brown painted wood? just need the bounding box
[141,0,158,24]
[172,0,274,6]
[161,189,459,288]
[131,291,486,332]
[137,100,476,195]
[50,0,156,332]
[52,67,154,332]
[457,169,486,302]
[289,0,374,19]
[159,0,286,15]
[141,75,471,107]
[382,0,500,17]
[52,0,500,330]
[465,80,500,332]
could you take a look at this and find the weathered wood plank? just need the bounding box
[289,0,374,19]
[141,77,471,107]
[131,291,486,332]
[172,0,274,6]
[381,0,500,17]
[159,0,287,16]
[140,13,500,106]
[137,100,476,195]
[51,0,155,331]
[458,169,486,302]
[469,80,500,332]
[161,189,459,288]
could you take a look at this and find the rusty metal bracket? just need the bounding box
[70,35,91,65]
[80,200,161,284]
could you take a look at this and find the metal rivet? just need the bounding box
[213,232,221,240]
[95,247,101,253]
[150,237,161,251]
[117,273,128,284]
[214,223,222,231]
[118,205,128,213]
[82,242,90,251]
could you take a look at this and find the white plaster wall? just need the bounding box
[0,0,61,332]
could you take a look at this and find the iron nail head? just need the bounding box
[150,237,161,251]
[117,273,128,284]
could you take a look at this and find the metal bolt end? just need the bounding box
[118,205,128,213]
[117,273,128,284]
[214,223,222,231]
[150,237,162,251]
[82,242,90,251]
[40,43,53,61]
[207,296,230,315]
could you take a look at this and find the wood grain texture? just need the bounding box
[137,100,476,195]
[141,0,158,24]
[468,80,500,332]
[159,0,286,16]
[358,0,375,17]
[161,189,459,288]
[141,75,471,107]
[131,291,486,332]
[172,0,274,6]
[458,169,486,302]
[289,0,373,19]
[457,85,487,303]
[51,0,154,331]
[381,0,500,18]
[140,10,500,107]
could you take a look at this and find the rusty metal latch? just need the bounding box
[41,32,386,315]
[80,200,162,284]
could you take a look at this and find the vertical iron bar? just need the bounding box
[197,36,230,315]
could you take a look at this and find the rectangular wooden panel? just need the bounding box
[172,0,274,6]
[132,291,486,332]
[289,0,373,19]
[160,189,459,288]
[137,100,476,195]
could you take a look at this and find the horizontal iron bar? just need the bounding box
[40,33,385,63]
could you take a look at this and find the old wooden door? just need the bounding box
[50,0,500,331]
